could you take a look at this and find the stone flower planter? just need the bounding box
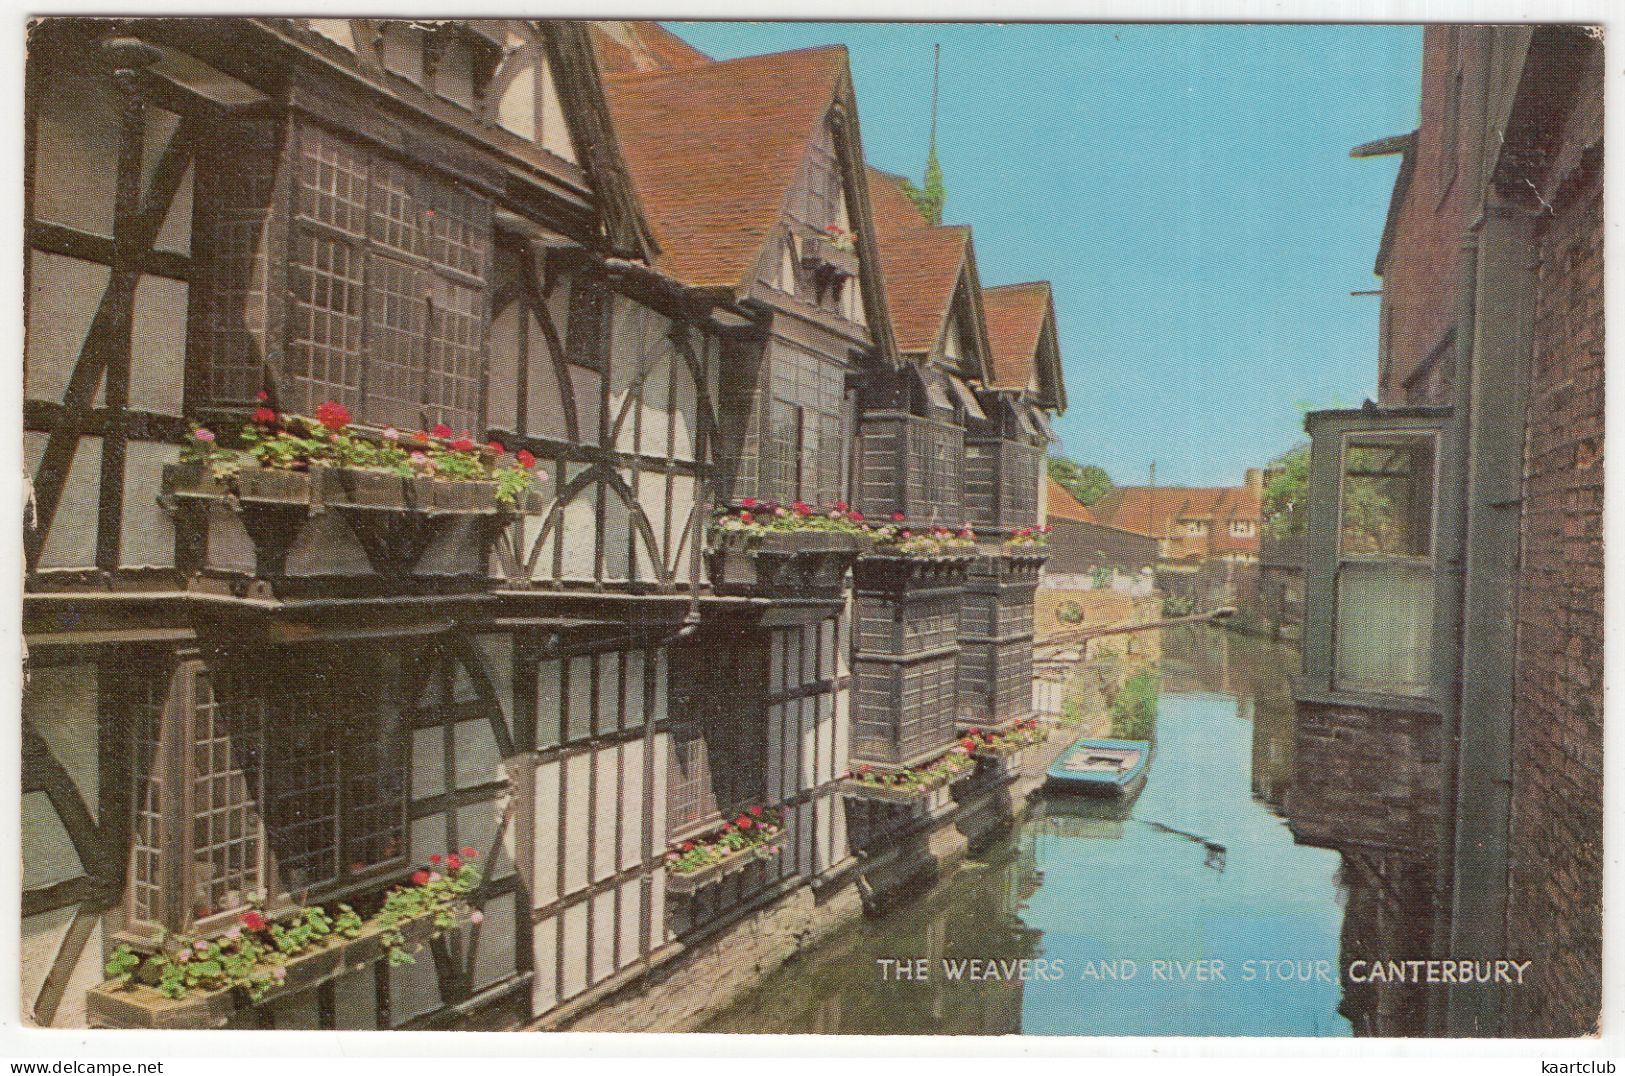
[706,530,871,599]
[665,830,788,897]
[86,914,440,1030]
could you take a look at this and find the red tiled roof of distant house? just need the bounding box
[982,282,1052,391]
[1090,486,1262,552]
[602,46,848,290]
[1046,476,1096,523]
[590,21,712,74]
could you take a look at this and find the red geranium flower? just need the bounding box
[488,440,505,455]
[350,861,366,873]
[430,854,442,864]
[681,841,695,852]
[255,390,269,402]
[412,870,430,886]
[446,855,463,871]
[450,438,476,452]
[737,817,753,831]
[252,407,278,424]
[315,400,351,431]
[851,510,864,521]
[721,822,734,834]
[461,846,478,858]
[741,497,758,509]
[891,511,906,522]
[414,429,430,443]
[240,910,267,932]
[792,501,811,516]
[516,449,537,470]
[748,805,764,817]
[430,423,454,439]
[833,501,848,512]
[740,511,754,523]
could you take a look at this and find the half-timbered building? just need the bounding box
[22,16,1068,1031]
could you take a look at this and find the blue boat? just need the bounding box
[1045,737,1151,795]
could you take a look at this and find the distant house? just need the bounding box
[1088,470,1264,564]
[1042,476,1158,583]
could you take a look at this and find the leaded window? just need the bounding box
[667,641,767,837]
[761,340,845,507]
[122,654,408,934]
[196,121,491,429]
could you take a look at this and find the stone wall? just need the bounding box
[1504,118,1603,1035]
[1289,700,1444,858]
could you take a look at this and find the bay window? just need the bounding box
[1300,408,1450,702]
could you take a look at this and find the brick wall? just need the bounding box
[1289,701,1444,858]
[1504,144,1603,1037]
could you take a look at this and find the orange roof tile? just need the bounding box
[867,166,929,230]
[1089,486,1262,539]
[589,21,712,74]
[602,46,848,290]
[876,225,970,354]
[982,282,1051,391]
[1046,476,1096,523]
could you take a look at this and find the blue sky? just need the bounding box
[668,22,1422,487]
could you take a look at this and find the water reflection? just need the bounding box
[706,627,1350,1036]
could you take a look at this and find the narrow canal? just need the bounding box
[704,626,1351,1036]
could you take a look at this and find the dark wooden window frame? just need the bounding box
[122,650,410,940]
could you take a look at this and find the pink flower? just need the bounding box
[774,506,787,517]
[382,427,400,441]
[194,428,216,443]
[224,927,242,942]
[428,872,442,883]
[175,948,191,963]
[194,939,210,952]
[315,400,351,431]
[470,910,485,925]
[272,967,287,982]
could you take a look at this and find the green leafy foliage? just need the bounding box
[1262,445,1310,539]
[102,852,481,1002]
[1046,456,1114,506]
[850,744,975,792]
[664,806,785,875]
[1109,667,1161,741]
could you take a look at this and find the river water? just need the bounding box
[704,626,1351,1036]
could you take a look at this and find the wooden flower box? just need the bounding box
[86,914,440,1030]
[706,530,871,598]
[664,830,788,896]
[852,552,975,596]
[973,549,1049,583]
[839,764,973,806]
[161,464,539,591]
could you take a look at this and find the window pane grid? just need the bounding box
[363,255,430,429]
[128,674,169,926]
[189,668,266,920]
[287,231,366,414]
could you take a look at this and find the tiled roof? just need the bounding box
[867,167,929,230]
[589,21,712,74]
[1045,476,1096,523]
[982,282,1051,391]
[1090,486,1261,538]
[602,46,848,290]
[877,227,970,355]
[865,169,969,355]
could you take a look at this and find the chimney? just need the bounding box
[1245,468,1263,498]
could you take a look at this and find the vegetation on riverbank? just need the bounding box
[1109,667,1161,740]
